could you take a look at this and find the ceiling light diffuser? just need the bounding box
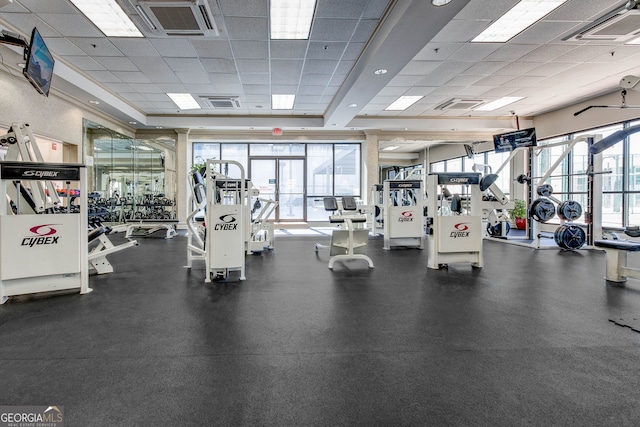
[272,94,296,110]
[472,0,568,43]
[69,0,143,37]
[270,0,317,39]
[167,93,201,110]
[474,97,524,111]
[385,96,423,111]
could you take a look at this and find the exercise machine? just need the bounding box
[382,179,424,250]
[0,161,90,303]
[315,196,374,269]
[594,227,640,283]
[186,159,247,282]
[426,172,483,269]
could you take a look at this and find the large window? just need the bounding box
[430,152,511,195]
[192,141,362,222]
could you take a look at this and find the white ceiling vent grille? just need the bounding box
[564,5,640,42]
[135,0,219,37]
[199,96,241,109]
[435,98,484,110]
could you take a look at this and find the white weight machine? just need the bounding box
[186,159,248,282]
[382,179,425,250]
[426,172,484,269]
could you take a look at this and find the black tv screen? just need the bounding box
[22,27,54,97]
[493,127,537,153]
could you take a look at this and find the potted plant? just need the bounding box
[509,199,527,230]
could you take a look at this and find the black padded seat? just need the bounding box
[594,240,640,251]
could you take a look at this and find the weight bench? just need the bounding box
[315,196,374,269]
[594,239,640,283]
[124,219,178,239]
[88,225,138,275]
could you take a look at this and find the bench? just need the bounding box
[594,239,640,283]
[124,219,178,239]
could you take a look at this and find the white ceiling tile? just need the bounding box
[298,85,325,95]
[270,40,308,59]
[165,57,204,72]
[68,38,123,57]
[494,61,541,76]
[148,39,196,58]
[400,61,442,76]
[271,85,298,93]
[484,44,538,61]
[156,83,188,93]
[377,86,410,97]
[212,83,243,93]
[300,74,332,86]
[225,17,268,41]
[510,21,579,45]
[230,41,268,59]
[218,0,267,17]
[94,57,138,72]
[85,70,120,82]
[527,62,576,78]
[310,18,358,42]
[243,84,270,95]
[37,13,103,37]
[201,58,237,73]
[104,83,133,93]
[112,72,152,84]
[455,0,518,20]
[62,55,105,71]
[119,92,146,102]
[127,83,160,93]
[209,74,242,85]
[307,42,346,60]
[388,75,427,87]
[549,0,621,21]
[184,84,215,93]
[518,44,578,63]
[42,37,85,55]
[448,43,502,62]
[18,0,76,13]
[464,61,509,74]
[176,70,210,84]
[316,0,369,19]
[473,74,516,86]
[362,0,391,19]
[303,59,338,74]
[244,94,270,103]
[236,59,269,73]
[110,39,158,57]
[191,40,234,58]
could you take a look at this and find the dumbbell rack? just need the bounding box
[0,162,90,304]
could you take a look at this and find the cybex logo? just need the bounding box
[22,224,60,247]
[214,214,238,231]
[398,211,414,222]
[450,222,470,238]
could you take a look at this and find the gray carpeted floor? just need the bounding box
[1,231,640,426]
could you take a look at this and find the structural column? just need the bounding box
[175,128,191,228]
[364,132,379,204]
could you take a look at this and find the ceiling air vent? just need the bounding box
[199,96,241,109]
[135,0,219,37]
[564,3,640,42]
[435,98,484,110]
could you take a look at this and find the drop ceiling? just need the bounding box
[0,0,639,152]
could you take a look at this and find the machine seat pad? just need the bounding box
[594,239,640,251]
[88,227,106,242]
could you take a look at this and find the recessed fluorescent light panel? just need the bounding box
[472,0,568,43]
[167,93,201,110]
[69,0,144,37]
[474,97,524,111]
[272,94,296,109]
[270,0,317,39]
[385,96,423,111]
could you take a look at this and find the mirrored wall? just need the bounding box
[83,120,176,223]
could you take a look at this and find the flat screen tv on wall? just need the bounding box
[22,27,54,97]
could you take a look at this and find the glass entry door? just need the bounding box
[250,158,305,222]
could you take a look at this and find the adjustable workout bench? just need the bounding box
[594,239,640,283]
[315,196,374,269]
[88,223,138,275]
